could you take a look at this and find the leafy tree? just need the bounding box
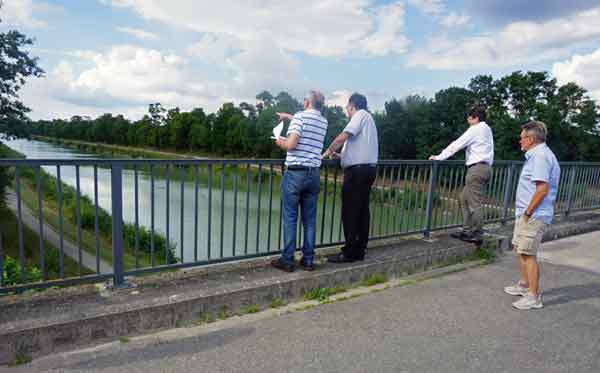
[273,91,302,114]
[256,90,274,112]
[0,22,44,134]
[0,2,43,206]
[24,75,600,162]
[147,103,166,148]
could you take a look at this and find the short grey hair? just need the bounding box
[306,90,324,111]
[522,120,547,143]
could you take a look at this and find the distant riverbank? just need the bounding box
[33,135,210,160]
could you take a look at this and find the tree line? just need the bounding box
[26,72,600,162]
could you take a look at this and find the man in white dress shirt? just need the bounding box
[429,106,494,244]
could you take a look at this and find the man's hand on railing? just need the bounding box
[321,149,340,160]
[276,112,293,121]
[428,155,438,161]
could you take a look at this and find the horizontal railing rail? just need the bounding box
[1,158,599,293]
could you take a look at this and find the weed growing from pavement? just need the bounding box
[218,308,229,320]
[361,273,389,287]
[304,286,347,302]
[198,312,216,324]
[240,304,260,314]
[7,351,32,367]
[269,298,285,308]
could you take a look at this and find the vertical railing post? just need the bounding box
[0,231,4,287]
[111,163,125,288]
[565,165,577,217]
[501,163,515,225]
[423,161,439,239]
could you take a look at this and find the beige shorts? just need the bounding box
[512,216,547,256]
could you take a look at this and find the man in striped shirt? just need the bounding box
[271,91,328,272]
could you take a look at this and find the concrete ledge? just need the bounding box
[1,211,599,365]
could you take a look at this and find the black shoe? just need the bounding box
[271,258,295,272]
[299,257,315,271]
[327,252,357,263]
[461,233,483,245]
[450,231,465,239]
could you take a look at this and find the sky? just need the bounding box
[1,0,600,120]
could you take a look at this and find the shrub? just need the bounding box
[2,256,42,285]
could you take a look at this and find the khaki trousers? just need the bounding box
[460,163,492,234]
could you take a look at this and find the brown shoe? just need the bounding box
[299,257,315,271]
[271,258,295,272]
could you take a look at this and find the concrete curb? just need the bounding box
[1,213,599,365]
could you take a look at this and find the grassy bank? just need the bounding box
[15,167,178,270]
[1,143,177,274]
[1,144,85,285]
[0,207,86,284]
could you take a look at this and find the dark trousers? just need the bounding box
[341,165,377,259]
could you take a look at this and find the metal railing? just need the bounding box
[1,158,599,293]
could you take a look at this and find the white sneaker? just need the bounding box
[512,293,543,310]
[504,282,528,296]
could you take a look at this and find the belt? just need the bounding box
[286,165,318,171]
[345,163,377,170]
[467,162,490,169]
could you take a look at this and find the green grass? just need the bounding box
[118,336,130,344]
[303,286,347,302]
[198,312,216,324]
[240,304,260,314]
[269,298,285,308]
[0,207,85,283]
[7,351,32,367]
[470,244,497,262]
[15,167,176,271]
[218,308,229,320]
[361,273,389,287]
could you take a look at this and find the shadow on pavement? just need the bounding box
[543,282,600,307]
[64,326,256,371]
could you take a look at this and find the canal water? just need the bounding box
[2,138,346,263]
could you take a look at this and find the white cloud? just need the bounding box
[408,7,600,70]
[408,0,446,15]
[21,45,227,119]
[1,0,46,27]
[408,0,469,28]
[185,33,240,64]
[440,12,470,27]
[99,0,409,58]
[22,41,309,119]
[116,26,159,41]
[363,2,409,56]
[187,33,307,99]
[327,90,352,108]
[553,49,600,101]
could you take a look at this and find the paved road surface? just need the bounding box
[5,231,600,372]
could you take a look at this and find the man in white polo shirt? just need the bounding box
[271,90,328,272]
[429,106,494,244]
[322,93,378,263]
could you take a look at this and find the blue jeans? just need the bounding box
[281,168,321,264]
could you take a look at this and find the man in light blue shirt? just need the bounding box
[505,120,560,310]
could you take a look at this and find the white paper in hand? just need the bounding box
[271,121,285,140]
